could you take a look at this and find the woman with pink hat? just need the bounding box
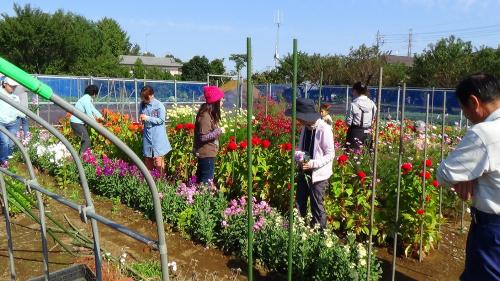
[193,86,224,184]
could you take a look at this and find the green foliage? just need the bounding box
[0,4,135,77]
[229,54,247,73]
[181,55,210,81]
[410,36,473,87]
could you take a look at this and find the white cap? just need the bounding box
[4,77,20,87]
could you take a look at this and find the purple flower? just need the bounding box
[222,220,228,228]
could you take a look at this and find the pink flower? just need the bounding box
[158,192,164,200]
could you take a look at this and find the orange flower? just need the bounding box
[105,122,112,127]
[123,114,129,120]
[113,126,121,134]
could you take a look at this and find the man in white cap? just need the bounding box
[0,77,24,166]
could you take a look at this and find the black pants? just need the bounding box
[346,126,370,151]
[296,174,328,229]
[71,122,91,156]
[196,157,215,184]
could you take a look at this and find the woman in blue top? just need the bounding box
[139,85,171,176]
[70,85,103,155]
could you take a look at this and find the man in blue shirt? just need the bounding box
[139,85,171,176]
[0,77,23,166]
[70,85,103,155]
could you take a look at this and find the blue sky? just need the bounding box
[4,0,500,72]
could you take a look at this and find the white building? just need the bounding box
[119,55,183,75]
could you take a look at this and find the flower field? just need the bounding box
[24,96,466,279]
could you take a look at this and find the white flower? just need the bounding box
[301,232,307,241]
[168,261,177,272]
[357,243,367,258]
[359,258,366,266]
[325,238,333,248]
[343,245,350,254]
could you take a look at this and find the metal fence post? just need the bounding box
[287,39,298,281]
[395,86,401,123]
[134,78,139,121]
[391,83,406,281]
[345,86,349,115]
[438,91,446,248]
[174,80,177,104]
[419,92,430,262]
[431,87,435,125]
[367,67,383,281]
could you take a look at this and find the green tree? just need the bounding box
[470,46,500,78]
[165,54,183,64]
[383,63,408,86]
[127,43,141,55]
[133,58,146,79]
[410,36,473,87]
[181,55,210,81]
[209,58,226,85]
[229,54,247,74]
[344,44,385,85]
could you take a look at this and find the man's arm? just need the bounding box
[437,130,489,187]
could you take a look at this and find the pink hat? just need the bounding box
[203,86,224,104]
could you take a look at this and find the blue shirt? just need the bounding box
[139,98,171,157]
[0,88,23,124]
[70,94,103,124]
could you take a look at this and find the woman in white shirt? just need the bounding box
[345,82,377,151]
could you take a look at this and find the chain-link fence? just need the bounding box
[30,75,465,128]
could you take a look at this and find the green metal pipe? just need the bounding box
[419,93,430,262]
[287,38,298,281]
[367,67,383,281]
[246,37,254,281]
[0,58,53,100]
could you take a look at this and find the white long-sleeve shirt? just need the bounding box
[437,108,500,215]
[346,95,377,128]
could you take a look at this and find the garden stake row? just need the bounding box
[391,83,407,281]
[246,37,254,281]
[366,66,383,281]
[419,92,431,262]
[0,57,170,281]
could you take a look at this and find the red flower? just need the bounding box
[229,136,236,142]
[184,123,195,131]
[227,141,238,151]
[281,143,292,151]
[432,180,440,188]
[425,159,433,167]
[175,123,184,130]
[357,171,367,183]
[239,141,248,150]
[261,139,271,149]
[401,162,413,174]
[419,171,431,180]
[252,136,261,146]
[338,154,349,166]
[287,183,291,190]
[416,209,425,216]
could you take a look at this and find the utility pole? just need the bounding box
[376,30,384,49]
[407,28,413,57]
[274,10,281,68]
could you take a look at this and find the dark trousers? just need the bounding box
[296,174,328,229]
[18,117,29,136]
[196,157,215,185]
[0,120,19,163]
[460,208,500,281]
[346,126,370,151]
[71,122,91,156]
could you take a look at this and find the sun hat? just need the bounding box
[203,86,224,104]
[285,98,321,123]
[4,77,20,87]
